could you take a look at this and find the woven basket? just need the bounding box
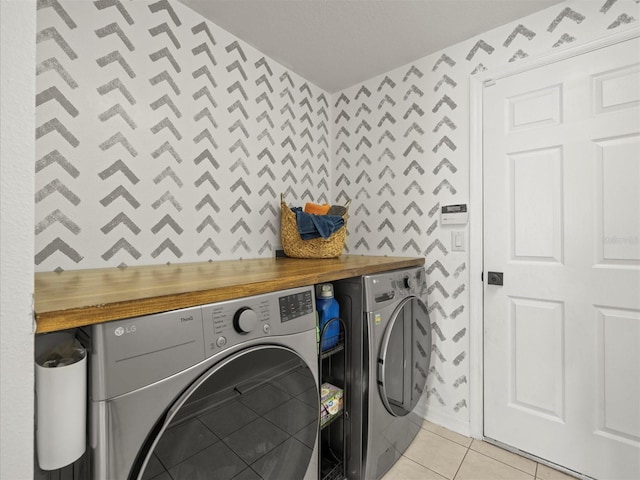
[280,195,350,259]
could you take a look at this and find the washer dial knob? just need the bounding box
[233,307,258,334]
[404,275,418,290]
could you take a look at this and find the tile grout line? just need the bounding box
[399,453,450,480]
[420,425,547,480]
[421,424,473,449]
[451,443,472,480]
[466,448,540,479]
[420,424,579,480]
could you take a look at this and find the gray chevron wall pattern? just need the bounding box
[330,0,638,428]
[36,0,637,431]
[35,0,331,272]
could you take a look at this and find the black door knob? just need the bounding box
[487,272,504,286]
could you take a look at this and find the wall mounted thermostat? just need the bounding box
[441,204,468,225]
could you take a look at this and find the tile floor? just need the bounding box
[382,421,578,480]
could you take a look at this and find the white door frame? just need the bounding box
[468,23,640,439]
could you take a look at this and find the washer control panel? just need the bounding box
[279,289,314,323]
[201,285,315,357]
[90,285,316,398]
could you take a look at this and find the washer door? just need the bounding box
[378,296,431,417]
[132,345,319,480]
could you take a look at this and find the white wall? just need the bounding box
[35,0,332,272]
[0,1,37,479]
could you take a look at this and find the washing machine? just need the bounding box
[335,266,431,480]
[86,286,320,480]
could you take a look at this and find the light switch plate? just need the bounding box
[452,231,465,252]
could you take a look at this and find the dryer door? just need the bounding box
[378,296,431,416]
[132,345,319,480]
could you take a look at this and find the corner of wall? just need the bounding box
[1,1,37,478]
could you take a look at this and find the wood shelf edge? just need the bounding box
[35,255,424,333]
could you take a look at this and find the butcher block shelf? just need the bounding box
[34,255,424,333]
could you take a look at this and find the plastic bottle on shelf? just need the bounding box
[316,283,340,351]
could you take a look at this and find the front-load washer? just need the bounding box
[86,286,320,480]
[336,267,431,480]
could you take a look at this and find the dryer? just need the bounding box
[86,286,320,480]
[335,267,431,480]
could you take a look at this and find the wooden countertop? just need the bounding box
[34,255,424,333]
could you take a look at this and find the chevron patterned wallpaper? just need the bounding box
[35,0,638,432]
[35,0,331,272]
[331,0,639,429]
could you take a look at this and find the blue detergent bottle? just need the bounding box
[316,283,340,351]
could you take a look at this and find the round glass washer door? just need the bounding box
[133,345,319,480]
[377,296,431,417]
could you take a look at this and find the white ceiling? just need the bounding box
[178,0,564,92]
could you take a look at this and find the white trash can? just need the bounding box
[35,331,87,470]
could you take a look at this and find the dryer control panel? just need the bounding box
[362,266,425,312]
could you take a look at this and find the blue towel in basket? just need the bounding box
[291,207,344,240]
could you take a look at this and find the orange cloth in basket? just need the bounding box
[304,202,330,215]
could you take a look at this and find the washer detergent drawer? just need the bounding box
[90,307,205,400]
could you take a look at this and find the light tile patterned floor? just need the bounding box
[382,421,579,480]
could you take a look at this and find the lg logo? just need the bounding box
[114,325,136,336]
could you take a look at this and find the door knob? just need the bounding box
[487,272,504,286]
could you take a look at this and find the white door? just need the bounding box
[483,36,640,480]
